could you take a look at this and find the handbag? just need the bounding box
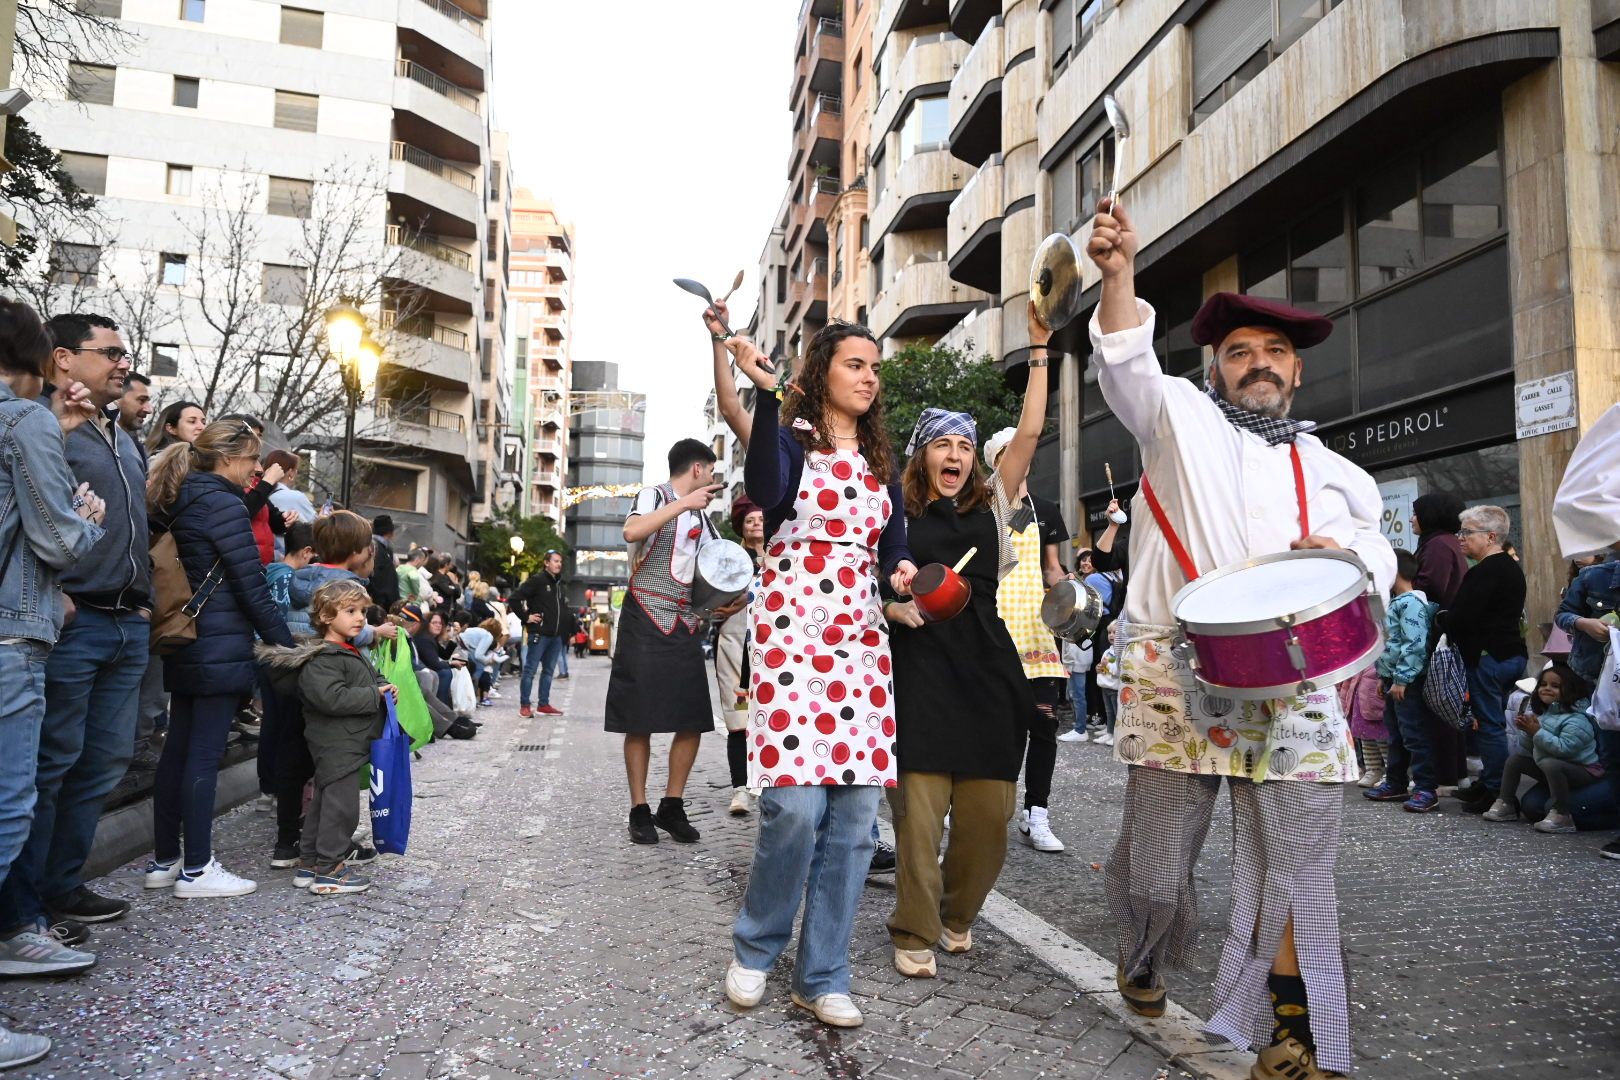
[370,633,434,750]
[1592,627,1620,732]
[1422,633,1473,731]
[149,531,223,655]
[368,695,413,856]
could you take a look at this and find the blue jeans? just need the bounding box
[1068,673,1088,733]
[152,694,236,870]
[556,646,569,677]
[1466,652,1526,793]
[434,668,453,708]
[1384,689,1436,793]
[732,785,881,999]
[1600,730,1620,837]
[0,609,148,931]
[0,642,49,884]
[521,633,565,707]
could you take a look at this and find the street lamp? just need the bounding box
[324,301,376,508]
[509,534,524,572]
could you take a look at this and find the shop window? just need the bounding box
[1420,113,1503,263]
[1356,156,1422,292]
[1355,243,1510,412]
[1157,277,1204,378]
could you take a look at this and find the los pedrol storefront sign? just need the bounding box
[1315,376,1514,472]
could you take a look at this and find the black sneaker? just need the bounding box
[868,840,897,875]
[628,804,659,845]
[1601,837,1620,861]
[270,843,302,869]
[654,797,700,843]
[345,845,379,866]
[48,918,90,949]
[1460,787,1498,814]
[128,749,162,772]
[45,885,128,924]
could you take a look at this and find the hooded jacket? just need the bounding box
[257,638,387,786]
[286,562,380,646]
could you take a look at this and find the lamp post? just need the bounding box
[508,533,524,573]
[324,301,373,507]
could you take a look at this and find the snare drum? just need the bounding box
[690,539,754,615]
[1170,549,1384,700]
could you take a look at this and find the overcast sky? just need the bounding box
[491,1,798,482]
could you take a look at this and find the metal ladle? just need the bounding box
[1103,93,1131,214]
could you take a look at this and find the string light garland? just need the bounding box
[563,482,647,508]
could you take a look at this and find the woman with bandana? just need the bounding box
[880,301,1051,979]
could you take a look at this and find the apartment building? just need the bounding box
[827,0,877,327]
[25,0,496,555]
[474,127,512,524]
[566,361,645,610]
[867,0,1620,645]
[506,188,573,530]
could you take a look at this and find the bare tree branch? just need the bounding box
[14,0,135,99]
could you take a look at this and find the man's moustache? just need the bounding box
[1239,373,1284,389]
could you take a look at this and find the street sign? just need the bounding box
[1515,372,1577,440]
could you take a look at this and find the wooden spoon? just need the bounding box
[717,269,745,304]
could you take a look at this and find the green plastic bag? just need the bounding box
[372,633,433,750]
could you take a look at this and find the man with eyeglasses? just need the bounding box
[0,314,150,961]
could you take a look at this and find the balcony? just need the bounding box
[535,343,564,371]
[807,18,844,96]
[398,0,485,72]
[873,32,967,143]
[948,0,999,44]
[534,467,561,489]
[412,0,482,37]
[536,437,563,457]
[947,154,1003,292]
[386,225,476,311]
[948,17,1002,168]
[789,92,843,176]
[381,310,474,388]
[876,0,952,46]
[870,256,986,341]
[393,59,483,148]
[789,173,840,252]
[388,141,479,228]
[938,302,1002,362]
[870,148,966,250]
[805,256,829,322]
[371,397,470,459]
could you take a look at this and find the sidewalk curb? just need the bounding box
[83,758,262,880]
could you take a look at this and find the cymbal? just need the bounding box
[1030,232,1083,332]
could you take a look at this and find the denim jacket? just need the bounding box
[1556,559,1620,683]
[0,382,104,643]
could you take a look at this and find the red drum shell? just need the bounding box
[1187,594,1382,698]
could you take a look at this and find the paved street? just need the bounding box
[2,657,1616,1079]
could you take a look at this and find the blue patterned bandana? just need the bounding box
[907,408,978,456]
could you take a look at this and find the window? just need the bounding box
[67,62,115,105]
[1052,0,1074,72]
[159,253,187,286]
[353,463,422,513]
[1076,133,1115,228]
[49,242,99,285]
[853,52,862,92]
[150,343,179,378]
[76,0,121,16]
[273,90,318,133]
[179,0,204,21]
[166,164,192,196]
[1190,0,1344,128]
[1420,113,1503,263]
[900,96,949,161]
[1288,201,1350,311]
[260,263,307,305]
[1077,0,1104,48]
[1356,156,1422,292]
[488,162,502,200]
[1051,151,1076,235]
[486,219,497,255]
[279,6,322,47]
[59,152,108,196]
[256,353,290,393]
[172,75,199,108]
[266,176,312,218]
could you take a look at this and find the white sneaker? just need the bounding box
[1019,807,1065,853]
[0,1025,50,1069]
[1534,810,1577,834]
[724,961,768,1008]
[143,858,181,889]
[1481,799,1518,822]
[1095,732,1115,747]
[0,930,96,976]
[252,794,275,813]
[172,859,258,898]
[728,787,752,816]
[1357,769,1384,789]
[791,991,863,1027]
[1057,730,1090,743]
[939,927,972,954]
[893,947,936,977]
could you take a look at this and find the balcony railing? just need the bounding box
[808,256,829,282]
[416,0,485,38]
[812,174,841,197]
[390,141,477,191]
[375,398,466,433]
[381,309,470,351]
[811,93,842,125]
[831,265,843,288]
[395,59,481,114]
[817,17,843,38]
[386,225,473,270]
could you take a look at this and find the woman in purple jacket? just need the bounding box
[1410,492,1470,787]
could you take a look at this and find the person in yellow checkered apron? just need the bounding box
[987,429,1071,854]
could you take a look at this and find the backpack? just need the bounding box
[149,493,224,655]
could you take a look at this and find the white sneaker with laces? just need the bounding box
[728,787,752,816]
[1057,730,1090,743]
[172,859,258,899]
[0,1025,50,1069]
[1481,799,1518,822]
[143,858,181,889]
[1095,732,1115,747]
[252,794,275,813]
[724,961,768,1008]
[791,991,863,1027]
[1357,768,1385,789]
[1019,807,1065,853]
[1534,810,1577,834]
[0,930,95,976]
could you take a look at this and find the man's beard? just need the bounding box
[1217,370,1295,419]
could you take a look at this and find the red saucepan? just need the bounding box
[910,547,977,623]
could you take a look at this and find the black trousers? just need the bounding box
[727,729,748,789]
[271,688,314,849]
[1023,677,1062,809]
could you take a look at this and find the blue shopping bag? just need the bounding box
[369,695,413,855]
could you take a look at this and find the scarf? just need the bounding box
[906,407,977,456]
[1205,386,1315,446]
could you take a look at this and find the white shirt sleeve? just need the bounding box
[1090,298,1173,443]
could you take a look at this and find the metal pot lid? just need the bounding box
[1030,233,1083,333]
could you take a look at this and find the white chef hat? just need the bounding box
[1553,402,1620,558]
[983,427,1016,470]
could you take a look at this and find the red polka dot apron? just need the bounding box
[747,449,897,788]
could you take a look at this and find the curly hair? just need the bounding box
[780,321,895,483]
[310,579,370,637]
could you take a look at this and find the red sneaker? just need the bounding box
[519,706,534,718]
[538,705,563,715]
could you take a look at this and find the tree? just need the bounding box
[470,507,570,583]
[879,339,1021,463]
[13,0,132,99]
[0,116,102,294]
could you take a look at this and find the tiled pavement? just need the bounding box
[0,660,1191,1079]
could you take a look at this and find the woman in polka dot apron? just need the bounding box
[712,317,916,1029]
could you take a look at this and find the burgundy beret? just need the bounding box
[1190,291,1335,350]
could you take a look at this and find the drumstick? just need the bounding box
[1105,463,1115,501]
[951,547,978,574]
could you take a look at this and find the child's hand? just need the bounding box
[379,684,397,700]
[373,622,399,640]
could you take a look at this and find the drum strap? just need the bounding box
[1140,444,1309,581]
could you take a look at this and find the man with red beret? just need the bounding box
[1085,200,1395,1080]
